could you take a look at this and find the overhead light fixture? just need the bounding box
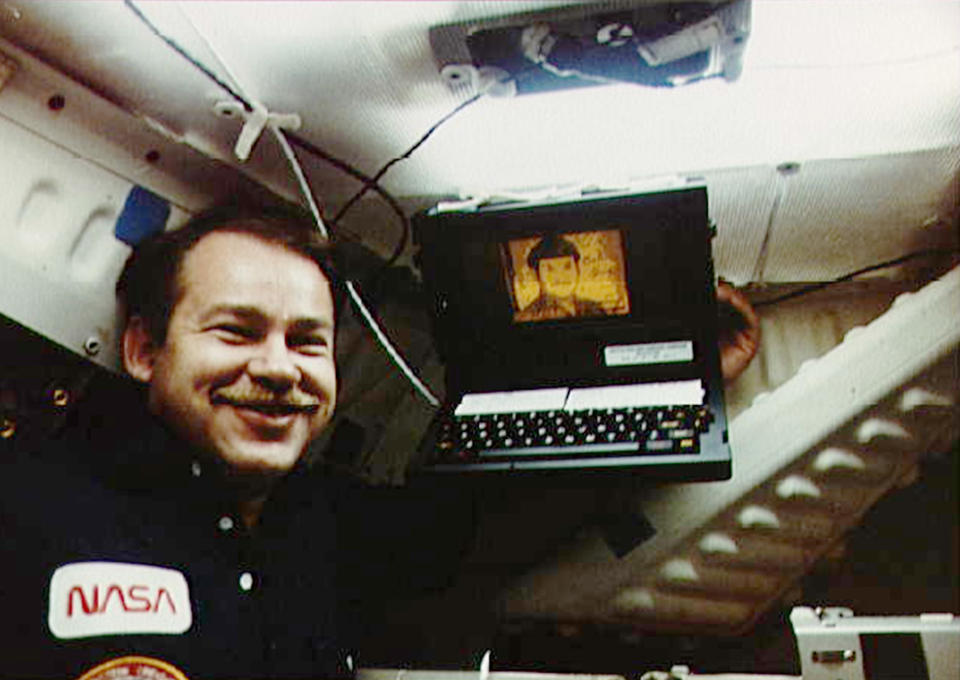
[430,0,751,97]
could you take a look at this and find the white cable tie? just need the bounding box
[219,99,302,162]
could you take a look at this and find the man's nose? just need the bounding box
[247,335,299,391]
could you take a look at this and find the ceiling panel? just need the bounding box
[1,0,958,283]
[701,164,779,285]
[761,147,960,282]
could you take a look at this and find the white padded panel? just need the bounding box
[0,115,167,368]
[761,147,960,282]
[703,165,780,285]
[0,38,280,368]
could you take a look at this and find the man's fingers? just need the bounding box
[716,281,761,382]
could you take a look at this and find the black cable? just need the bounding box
[123,0,253,113]
[331,67,531,267]
[332,91,484,225]
[329,92,487,276]
[283,132,411,266]
[752,248,960,308]
[337,63,541,220]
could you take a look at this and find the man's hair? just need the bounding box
[526,235,581,272]
[116,203,344,345]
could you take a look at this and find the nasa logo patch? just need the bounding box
[48,562,192,639]
[76,655,189,680]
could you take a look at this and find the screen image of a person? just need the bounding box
[515,235,606,321]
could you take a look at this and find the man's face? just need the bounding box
[129,231,337,475]
[537,255,579,299]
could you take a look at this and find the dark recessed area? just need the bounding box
[46,93,66,111]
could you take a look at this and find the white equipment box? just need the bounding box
[790,607,959,680]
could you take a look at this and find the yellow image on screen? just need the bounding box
[505,230,630,323]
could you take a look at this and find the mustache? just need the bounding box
[212,384,322,413]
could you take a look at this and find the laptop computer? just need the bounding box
[412,182,731,480]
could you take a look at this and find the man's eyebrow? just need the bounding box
[201,304,334,333]
[200,305,267,324]
[289,317,334,334]
[200,305,333,330]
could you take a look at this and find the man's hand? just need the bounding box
[716,280,760,382]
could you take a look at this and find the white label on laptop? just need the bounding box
[604,340,694,366]
[455,387,569,416]
[565,380,704,410]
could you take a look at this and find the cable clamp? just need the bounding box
[216,100,301,162]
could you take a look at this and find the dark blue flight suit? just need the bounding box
[0,376,470,679]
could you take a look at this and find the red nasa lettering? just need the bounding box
[67,584,179,616]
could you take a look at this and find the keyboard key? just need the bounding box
[645,440,676,453]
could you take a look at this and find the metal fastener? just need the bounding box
[83,336,101,356]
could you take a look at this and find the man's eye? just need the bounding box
[214,325,255,340]
[290,335,329,353]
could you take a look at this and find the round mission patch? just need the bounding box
[76,656,189,680]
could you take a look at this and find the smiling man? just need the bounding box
[122,224,339,528]
[0,205,368,679]
[134,232,336,475]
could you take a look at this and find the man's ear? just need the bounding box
[122,317,159,383]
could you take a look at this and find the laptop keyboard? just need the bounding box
[434,404,714,461]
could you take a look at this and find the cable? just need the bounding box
[284,132,414,271]
[326,84,493,275]
[332,93,487,272]
[276,125,440,405]
[345,281,440,408]
[279,126,440,406]
[332,91,484,225]
[285,134,407,233]
[123,0,252,113]
[752,248,960,308]
[270,126,327,238]
[329,71,515,263]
